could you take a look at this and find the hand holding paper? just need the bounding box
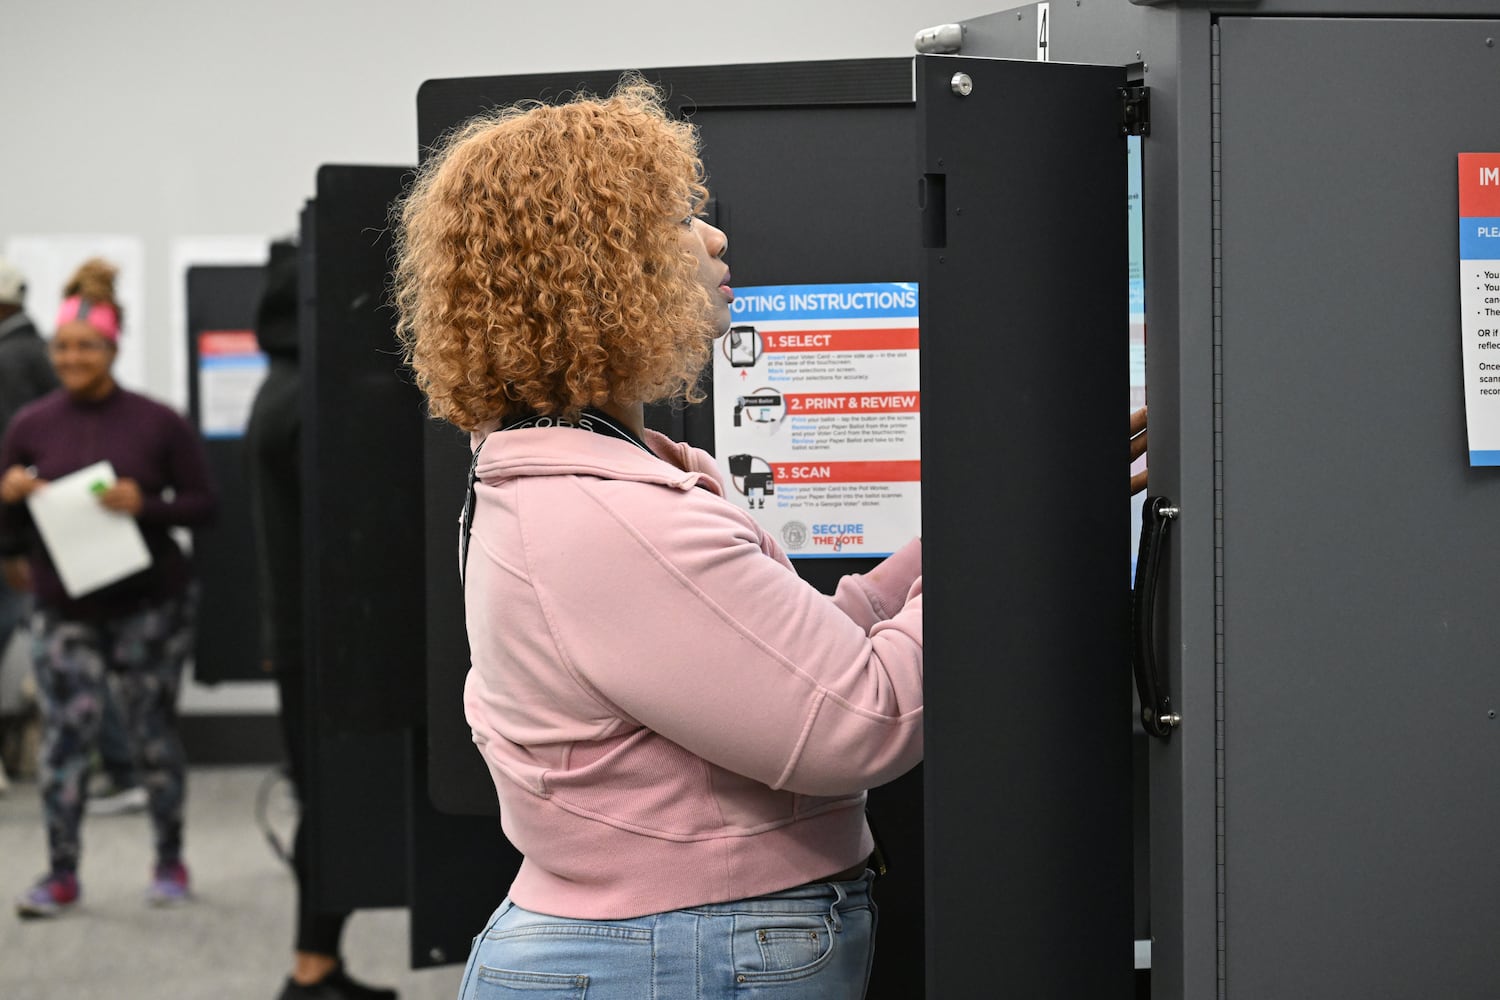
[98,478,144,516]
[25,461,152,598]
[1,465,46,504]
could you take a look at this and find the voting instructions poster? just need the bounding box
[1460,153,1500,465]
[197,330,268,438]
[711,282,920,558]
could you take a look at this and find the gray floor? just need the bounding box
[0,766,463,1000]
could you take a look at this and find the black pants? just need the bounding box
[276,656,350,956]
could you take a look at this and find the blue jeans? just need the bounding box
[458,872,878,1000]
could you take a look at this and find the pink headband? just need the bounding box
[56,296,120,343]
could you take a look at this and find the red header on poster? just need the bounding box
[770,460,921,483]
[784,392,921,414]
[199,330,260,356]
[1459,153,1500,217]
[761,328,919,353]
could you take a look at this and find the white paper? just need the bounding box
[26,462,152,598]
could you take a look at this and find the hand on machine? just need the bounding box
[1130,406,1148,496]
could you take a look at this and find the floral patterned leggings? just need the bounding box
[32,590,196,875]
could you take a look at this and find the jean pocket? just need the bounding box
[475,966,588,996]
[732,915,836,984]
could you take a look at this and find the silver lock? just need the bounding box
[951,73,974,97]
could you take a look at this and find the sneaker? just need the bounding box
[275,964,398,999]
[15,872,80,919]
[87,781,148,816]
[146,861,190,906]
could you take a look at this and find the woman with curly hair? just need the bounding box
[394,80,924,1000]
[1,259,216,917]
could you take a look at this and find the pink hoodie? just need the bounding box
[462,424,923,919]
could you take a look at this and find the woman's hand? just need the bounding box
[0,465,46,504]
[2,557,30,594]
[1130,407,1148,496]
[98,478,144,516]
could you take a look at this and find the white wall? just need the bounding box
[2,0,980,402]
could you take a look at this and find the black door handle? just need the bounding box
[1132,496,1180,740]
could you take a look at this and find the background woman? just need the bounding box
[394,80,923,1000]
[0,258,216,917]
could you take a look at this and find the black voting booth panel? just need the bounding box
[416,59,927,996]
[302,165,427,736]
[300,166,424,914]
[300,166,518,966]
[916,54,1132,997]
[186,264,268,683]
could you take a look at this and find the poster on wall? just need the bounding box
[2,235,147,392]
[712,281,921,558]
[169,236,271,414]
[1459,152,1500,466]
[197,330,267,438]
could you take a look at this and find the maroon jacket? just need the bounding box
[0,386,217,619]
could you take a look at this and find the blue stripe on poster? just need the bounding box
[1459,217,1500,260]
[728,282,919,323]
[200,356,267,370]
[788,552,895,560]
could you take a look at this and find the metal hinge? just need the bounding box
[1120,84,1150,137]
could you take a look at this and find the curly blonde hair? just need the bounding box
[392,79,712,431]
